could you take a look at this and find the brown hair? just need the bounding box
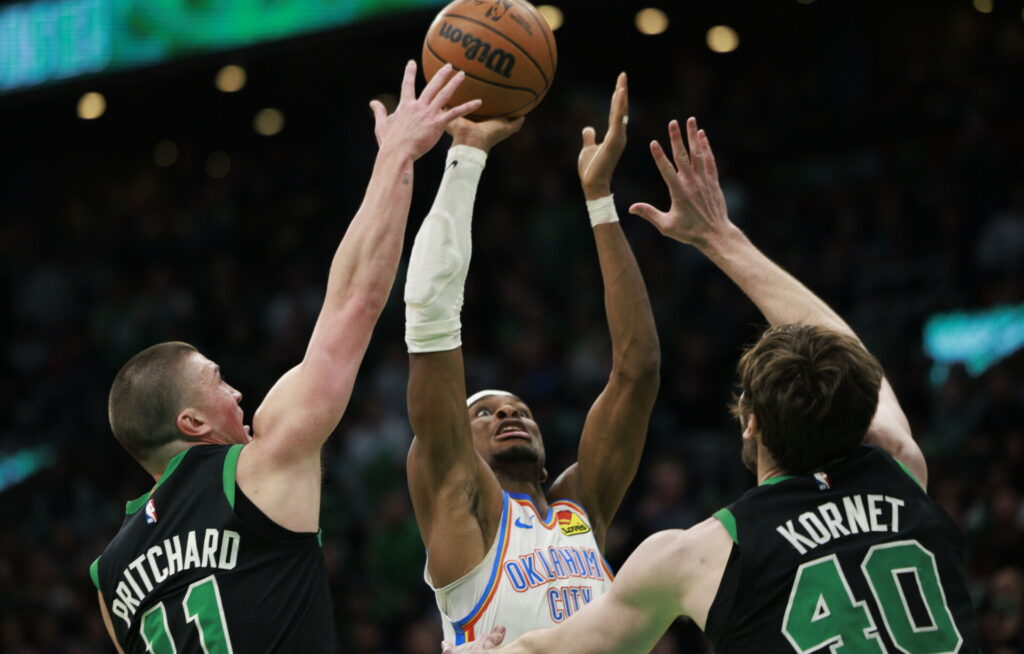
[730,325,883,475]
[108,341,198,465]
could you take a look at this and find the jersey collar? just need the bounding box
[125,447,191,514]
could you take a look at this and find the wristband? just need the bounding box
[586,194,620,227]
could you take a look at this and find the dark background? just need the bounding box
[1,0,1023,651]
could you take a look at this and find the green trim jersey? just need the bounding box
[91,444,336,653]
[706,445,979,654]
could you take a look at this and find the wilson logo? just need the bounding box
[438,22,516,78]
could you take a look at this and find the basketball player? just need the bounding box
[444,118,979,653]
[404,73,661,645]
[88,62,482,653]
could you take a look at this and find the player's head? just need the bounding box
[467,390,547,483]
[729,325,883,475]
[109,342,250,471]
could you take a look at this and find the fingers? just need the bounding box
[686,116,705,176]
[668,120,688,170]
[699,129,719,184]
[369,100,388,127]
[441,98,483,123]
[420,63,453,105]
[483,625,507,648]
[430,67,466,110]
[628,202,666,229]
[650,140,681,195]
[581,126,597,148]
[399,60,418,104]
[605,72,629,144]
[369,100,387,145]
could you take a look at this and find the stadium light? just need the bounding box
[77,92,105,120]
[537,5,563,31]
[972,0,993,13]
[215,65,247,93]
[706,25,740,53]
[635,8,668,36]
[206,151,231,178]
[254,108,285,136]
[154,140,178,167]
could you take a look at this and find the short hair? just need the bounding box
[108,341,198,465]
[730,324,883,475]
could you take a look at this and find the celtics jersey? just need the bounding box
[90,444,336,653]
[706,445,979,654]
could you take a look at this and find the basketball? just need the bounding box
[422,0,557,120]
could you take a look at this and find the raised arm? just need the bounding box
[238,63,481,532]
[629,117,925,487]
[548,74,660,545]
[405,118,524,587]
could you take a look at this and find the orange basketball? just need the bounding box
[422,0,557,120]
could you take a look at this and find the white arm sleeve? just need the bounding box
[404,144,488,353]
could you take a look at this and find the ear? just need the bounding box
[540,467,549,484]
[176,408,212,438]
[742,412,759,441]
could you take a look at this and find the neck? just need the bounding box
[145,442,192,482]
[495,474,549,514]
[756,448,789,486]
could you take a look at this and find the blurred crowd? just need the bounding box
[1,1,1022,652]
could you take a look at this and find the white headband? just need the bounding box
[466,389,516,407]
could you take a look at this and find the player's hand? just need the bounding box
[441,625,506,653]
[578,72,628,201]
[629,117,732,249]
[370,61,482,161]
[447,116,525,153]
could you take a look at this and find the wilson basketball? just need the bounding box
[422,0,557,119]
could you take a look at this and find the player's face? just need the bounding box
[188,353,251,445]
[468,394,545,469]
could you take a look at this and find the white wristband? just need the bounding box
[586,194,620,227]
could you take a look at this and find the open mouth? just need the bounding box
[495,420,530,441]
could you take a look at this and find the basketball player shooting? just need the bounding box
[404,73,661,645]
[444,118,979,653]
[88,62,480,654]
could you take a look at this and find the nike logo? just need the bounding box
[514,517,534,529]
[448,160,458,170]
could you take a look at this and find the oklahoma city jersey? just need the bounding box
[427,491,615,645]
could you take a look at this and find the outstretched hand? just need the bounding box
[370,61,482,161]
[441,625,507,654]
[447,115,525,153]
[578,72,629,201]
[629,117,733,249]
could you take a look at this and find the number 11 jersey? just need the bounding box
[90,444,336,653]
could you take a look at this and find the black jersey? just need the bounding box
[706,445,978,654]
[90,444,336,653]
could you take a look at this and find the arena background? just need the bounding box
[1,0,1023,651]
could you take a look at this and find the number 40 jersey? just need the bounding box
[90,444,336,653]
[706,445,979,654]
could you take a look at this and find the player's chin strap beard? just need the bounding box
[491,444,545,484]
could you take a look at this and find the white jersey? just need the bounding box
[427,491,615,645]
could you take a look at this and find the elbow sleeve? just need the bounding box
[404,145,487,353]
